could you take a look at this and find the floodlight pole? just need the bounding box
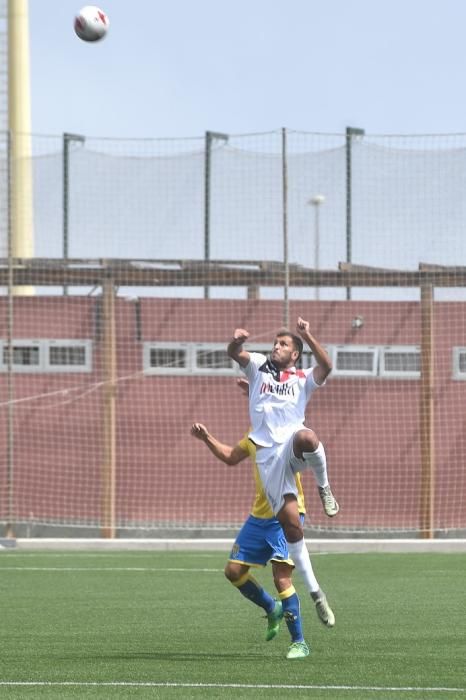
[8,0,34,296]
[204,131,229,299]
[345,126,364,300]
[63,133,85,295]
[282,128,290,326]
[308,194,325,300]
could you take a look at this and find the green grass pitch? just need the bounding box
[0,550,464,699]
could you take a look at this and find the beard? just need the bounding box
[270,353,293,370]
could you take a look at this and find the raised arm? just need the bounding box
[227,328,250,368]
[190,423,249,466]
[296,317,332,385]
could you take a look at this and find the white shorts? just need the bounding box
[254,435,303,515]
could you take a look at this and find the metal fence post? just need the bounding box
[345,126,365,299]
[63,133,85,295]
[204,130,228,299]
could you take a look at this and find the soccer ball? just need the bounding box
[74,6,109,42]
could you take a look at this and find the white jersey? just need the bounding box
[242,352,321,448]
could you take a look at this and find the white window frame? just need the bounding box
[0,339,92,373]
[0,339,42,373]
[379,345,420,380]
[332,345,378,378]
[143,342,191,375]
[45,339,93,373]
[192,343,238,376]
[142,342,333,376]
[452,347,466,380]
[141,341,434,380]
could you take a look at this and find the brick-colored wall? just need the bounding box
[1,297,465,533]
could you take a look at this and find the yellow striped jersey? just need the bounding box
[237,434,306,519]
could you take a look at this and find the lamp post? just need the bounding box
[345,126,365,299]
[204,130,229,299]
[308,194,325,300]
[63,132,85,295]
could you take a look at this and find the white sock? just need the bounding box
[286,538,320,593]
[302,442,329,489]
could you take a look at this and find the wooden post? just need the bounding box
[101,277,116,538]
[419,283,434,538]
[5,133,15,538]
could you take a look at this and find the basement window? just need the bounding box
[380,346,420,379]
[332,345,378,377]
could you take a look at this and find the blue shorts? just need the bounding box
[228,513,305,568]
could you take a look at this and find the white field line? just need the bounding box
[0,681,464,693]
[3,539,466,553]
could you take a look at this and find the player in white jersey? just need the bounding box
[227,317,339,609]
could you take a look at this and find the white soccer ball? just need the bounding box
[74,6,109,42]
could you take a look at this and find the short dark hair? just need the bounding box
[276,328,303,360]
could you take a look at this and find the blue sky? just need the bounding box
[28,0,466,139]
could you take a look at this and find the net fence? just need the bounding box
[1,129,466,538]
[23,129,466,288]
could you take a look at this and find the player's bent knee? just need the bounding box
[272,563,293,592]
[224,564,235,582]
[283,522,304,543]
[224,562,246,583]
[297,428,319,452]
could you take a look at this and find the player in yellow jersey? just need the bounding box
[190,421,334,660]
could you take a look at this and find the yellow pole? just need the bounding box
[8,0,34,294]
